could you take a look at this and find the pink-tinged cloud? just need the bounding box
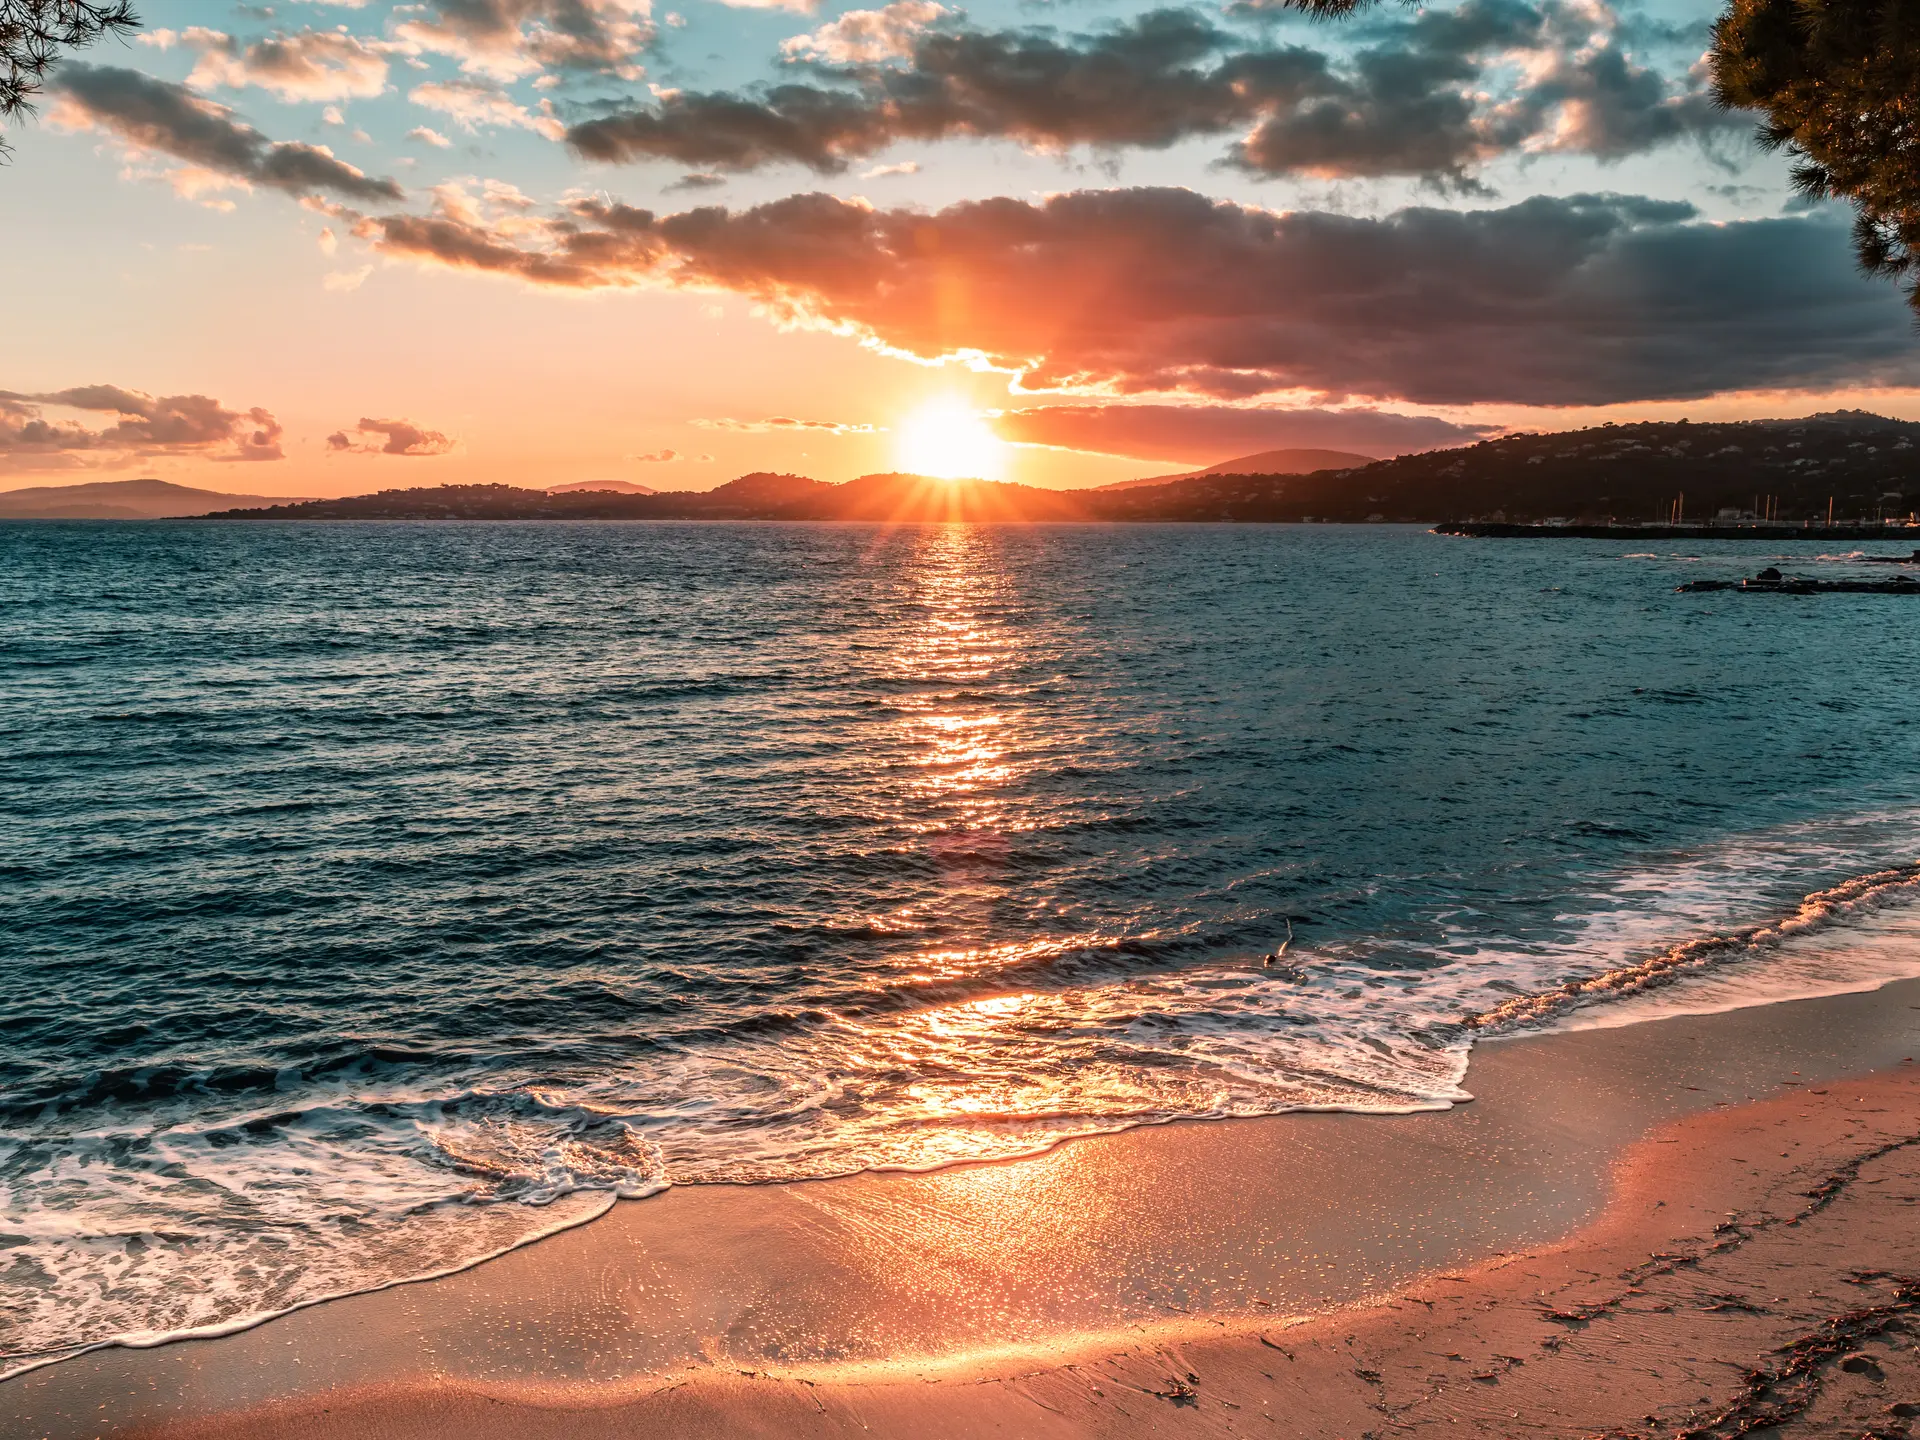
[326,418,456,455]
[693,415,878,433]
[0,386,284,473]
[394,0,654,83]
[565,1,1734,182]
[993,405,1491,462]
[52,64,403,203]
[172,27,391,103]
[781,1,949,66]
[360,186,1920,407]
[410,79,564,140]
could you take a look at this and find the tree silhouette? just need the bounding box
[1264,0,1384,14]
[1,0,138,157]
[1712,0,1920,312]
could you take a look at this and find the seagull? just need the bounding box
[1263,917,1295,967]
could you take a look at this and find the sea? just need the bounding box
[7,519,1920,1375]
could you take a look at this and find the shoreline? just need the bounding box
[1438,520,1920,540]
[160,1065,1918,1440]
[5,975,1919,1438]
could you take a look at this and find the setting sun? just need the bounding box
[895,398,1007,481]
[11,0,1918,1431]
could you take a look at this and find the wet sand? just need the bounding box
[6,977,1920,1438]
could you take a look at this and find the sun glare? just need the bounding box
[895,398,1007,481]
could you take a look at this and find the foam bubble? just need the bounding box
[11,810,1920,1377]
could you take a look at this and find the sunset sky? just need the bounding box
[6,0,1919,496]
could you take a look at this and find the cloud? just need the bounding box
[325,417,455,455]
[52,64,404,203]
[175,27,390,103]
[413,178,546,239]
[992,405,1493,461]
[1229,0,1736,182]
[407,125,454,147]
[633,447,680,461]
[360,186,1920,407]
[861,160,917,177]
[411,79,565,138]
[0,386,284,473]
[781,1,949,66]
[693,416,879,433]
[393,0,655,83]
[708,0,815,14]
[323,264,374,291]
[567,10,1267,172]
[565,0,1733,182]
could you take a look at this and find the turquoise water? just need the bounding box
[6,520,1920,1370]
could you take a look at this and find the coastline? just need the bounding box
[120,1069,1920,1440]
[6,975,1919,1438]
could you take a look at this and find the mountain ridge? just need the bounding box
[0,478,314,520]
[1098,448,1377,491]
[183,411,1920,524]
[546,479,657,495]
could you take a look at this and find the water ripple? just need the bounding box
[5,520,1920,1373]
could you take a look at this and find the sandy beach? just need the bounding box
[16,1,1920,1426]
[3,976,1916,1439]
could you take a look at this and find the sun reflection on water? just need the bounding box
[889,527,1024,836]
[879,529,1058,1125]
[499,527,1458,1184]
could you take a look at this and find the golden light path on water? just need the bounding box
[432,525,1466,1187]
[782,527,1422,1157]
[878,528,1057,1132]
[20,523,1920,1370]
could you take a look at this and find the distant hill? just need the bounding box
[207,414,1920,525]
[546,479,656,495]
[1089,411,1920,522]
[708,472,837,513]
[216,473,833,520]
[1098,448,1376,492]
[215,473,1083,522]
[0,478,312,520]
[1285,409,1920,524]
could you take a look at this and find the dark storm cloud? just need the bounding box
[993,406,1494,461]
[53,64,404,203]
[565,0,1733,182]
[362,185,1920,407]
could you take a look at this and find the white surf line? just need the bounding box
[0,1188,639,1385]
[1466,863,1920,1034]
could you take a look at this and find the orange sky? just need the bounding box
[5,0,1919,499]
